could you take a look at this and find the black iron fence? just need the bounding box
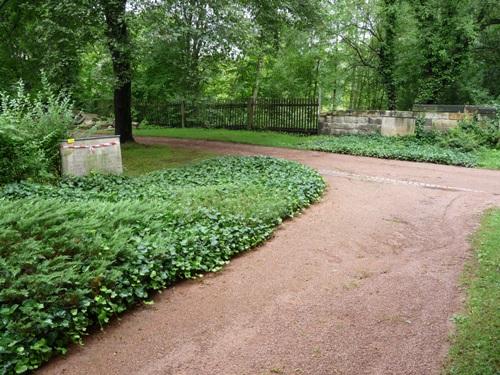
[78,97,319,134]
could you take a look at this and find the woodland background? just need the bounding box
[1,0,499,113]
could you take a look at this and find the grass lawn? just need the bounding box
[135,127,308,148]
[446,209,500,374]
[0,156,325,374]
[476,149,500,170]
[121,143,215,175]
[133,127,500,169]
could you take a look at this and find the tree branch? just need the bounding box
[341,35,377,70]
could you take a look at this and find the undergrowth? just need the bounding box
[0,156,325,374]
[301,114,499,167]
[301,134,478,166]
[0,79,72,184]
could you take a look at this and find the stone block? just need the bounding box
[381,117,415,136]
[431,119,458,131]
[368,117,383,125]
[422,112,448,120]
[60,136,123,176]
[448,112,466,121]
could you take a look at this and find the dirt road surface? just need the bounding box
[39,138,500,375]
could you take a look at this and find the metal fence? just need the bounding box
[79,98,319,134]
[135,98,319,134]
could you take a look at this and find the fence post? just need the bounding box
[181,100,186,128]
[317,89,322,134]
[247,98,255,130]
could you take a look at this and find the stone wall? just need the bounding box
[319,107,495,136]
[419,111,468,132]
[319,111,415,137]
[60,135,123,176]
[414,105,495,132]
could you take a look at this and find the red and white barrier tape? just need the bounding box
[62,141,118,150]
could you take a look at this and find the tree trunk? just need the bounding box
[247,56,262,130]
[312,58,321,99]
[113,81,133,141]
[349,67,357,110]
[252,56,263,101]
[102,0,134,143]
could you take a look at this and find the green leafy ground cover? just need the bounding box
[303,135,477,166]
[133,126,500,169]
[0,156,325,374]
[446,209,500,375]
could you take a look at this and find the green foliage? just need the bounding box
[414,113,500,153]
[438,116,500,152]
[2,0,498,110]
[0,80,73,184]
[476,149,500,170]
[0,156,326,374]
[134,127,499,168]
[446,209,500,375]
[134,127,309,147]
[302,135,478,167]
[0,0,96,94]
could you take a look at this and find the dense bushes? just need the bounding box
[437,116,499,152]
[414,112,500,153]
[0,81,72,184]
[0,156,325,374]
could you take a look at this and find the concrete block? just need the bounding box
[60,135,123,177]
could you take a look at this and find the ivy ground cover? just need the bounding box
[0,156,325,374]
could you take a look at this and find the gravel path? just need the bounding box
[40,138,500,375]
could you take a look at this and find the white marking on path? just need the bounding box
[319,169,491,194]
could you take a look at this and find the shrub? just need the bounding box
[0,156,326,374]
[414,109,500,153]
[0,80,73,184]
[438,115,500,152]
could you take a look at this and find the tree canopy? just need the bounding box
[1,0,498,114]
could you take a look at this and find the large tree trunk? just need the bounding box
[102,0,134,143]
[113,81,133,142]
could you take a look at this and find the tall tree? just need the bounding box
[242,0,321,98]
[412,0,474,104]
[101,0,133,142]
[0,0,94,93]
